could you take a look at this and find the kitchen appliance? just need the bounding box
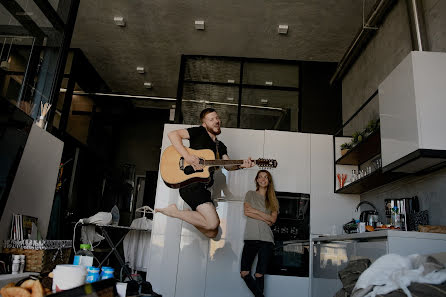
[356,201,379,227]
[359,210,379,228]
[384,196,428,231]
[270,192,310,241]
[268,192,310,277]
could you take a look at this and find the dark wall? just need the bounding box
[113,108,169,176]
[300,61,341,135]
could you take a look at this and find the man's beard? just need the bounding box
[206,125,221,135]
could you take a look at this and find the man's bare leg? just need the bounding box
[155,203,220,238]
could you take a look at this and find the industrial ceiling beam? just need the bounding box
[0,0,46,38]
[32,0,65,32]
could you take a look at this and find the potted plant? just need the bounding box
[364,118,379,137]
[352,131,363,146]
[340,142,352,156]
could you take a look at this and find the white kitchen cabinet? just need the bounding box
[264,130,310,193]
[379,51,446,173]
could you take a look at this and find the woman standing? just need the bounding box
[240,170,279,297]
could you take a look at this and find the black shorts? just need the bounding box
[179,183,212,211]
[240,240,274,274]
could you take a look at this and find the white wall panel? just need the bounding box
[217,128,265,201]
[264,130,310,193]
[265,275,309,297]
[0,124,63,240]
[175,234,209,297]
[310,134,359,235]
[205,202,251,297]
[147,234,181,297]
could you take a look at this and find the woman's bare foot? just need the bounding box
[155,204,179,218]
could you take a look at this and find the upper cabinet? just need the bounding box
[379,52,446,174]
[334,51,446,194]
[264,130,310,194]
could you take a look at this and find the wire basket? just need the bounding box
[3,240,72,273]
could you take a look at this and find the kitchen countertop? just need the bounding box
[312,230,446,242]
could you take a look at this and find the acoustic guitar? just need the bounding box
[160,145,278,189]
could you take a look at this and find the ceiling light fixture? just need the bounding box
[265,81,273,86]
[260,99,268,104]
[227,79,235,83]
[113,16,126,27]
[136,66,145,74]
[194,20,205,30]
[226,97,234,101]
[144,82,153,89]
[278,24,288,34]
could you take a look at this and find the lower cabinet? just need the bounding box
[311,231,446,297]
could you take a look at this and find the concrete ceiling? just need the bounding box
[71,0,375,98]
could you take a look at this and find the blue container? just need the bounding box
[101,267,114,280]
[86,266,100,283]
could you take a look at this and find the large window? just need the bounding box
[0,0,79,122]
[177,56,300,131]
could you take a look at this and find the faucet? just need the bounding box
[355,200,377,212]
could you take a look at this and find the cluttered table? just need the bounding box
[81,224,151,281]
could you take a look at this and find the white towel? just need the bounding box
[123,217,152,272]
[352,253,446,297]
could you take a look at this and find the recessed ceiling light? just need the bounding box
[136,66,145,74]
[194,20,205,30]
[265,81,273,86]
[114,16,126,27]
[278,24,288,34]
[226,97,234,101]
[227,79,235,83]
[260,99,268,104]
[144,82,153,89]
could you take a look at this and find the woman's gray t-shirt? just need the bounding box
[243,190,275,243]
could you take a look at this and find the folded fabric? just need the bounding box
[352,253,446,297]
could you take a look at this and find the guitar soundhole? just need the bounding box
[184,165,203,175]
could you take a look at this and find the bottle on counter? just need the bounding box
[19,255,25,273]
[391,206,401,228]
[12,255,20,274]
[73,244,94,267]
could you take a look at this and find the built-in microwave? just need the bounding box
[270,192,310,241]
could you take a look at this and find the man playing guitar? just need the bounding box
[155,108,255,238]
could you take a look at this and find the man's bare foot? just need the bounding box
[155,204,179,218]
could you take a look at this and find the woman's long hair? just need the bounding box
[255,170,279,212]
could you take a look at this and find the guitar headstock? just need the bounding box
[255,158,278,169]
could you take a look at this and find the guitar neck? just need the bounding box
[202,160,255,166]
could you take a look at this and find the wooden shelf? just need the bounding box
[336,130,381,165]
[335,168,406,194]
